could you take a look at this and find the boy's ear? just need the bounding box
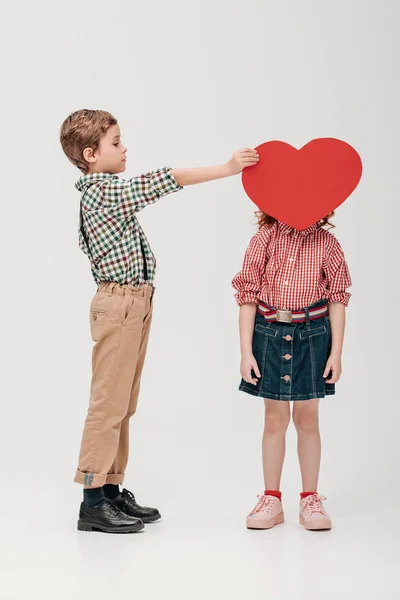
[83,147,96,164]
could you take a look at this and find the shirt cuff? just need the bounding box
[234,291,260,306]
[326,291,351,307]
[148,167,183,197]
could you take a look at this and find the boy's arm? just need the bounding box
[171,148,259,186]
[104,167,182,217]
[104,148,258,217]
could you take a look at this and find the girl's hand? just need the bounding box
[241,353,261,385]
[323,354,342,383]
[227,148,259,175]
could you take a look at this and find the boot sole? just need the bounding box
[141,513,161,524]
[77,520,145,533]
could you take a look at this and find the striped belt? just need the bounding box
[257,301,328,323]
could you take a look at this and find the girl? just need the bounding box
[232,211,351,531]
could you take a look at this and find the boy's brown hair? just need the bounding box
[60,109,117,173]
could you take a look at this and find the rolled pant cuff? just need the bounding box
[74,469,125,487]
[105,473,125,485]
[74,469,108,488]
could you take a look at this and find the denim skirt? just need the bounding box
[239,299,335,401]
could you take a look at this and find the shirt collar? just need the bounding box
[75,172,119,192]
[278,221,319,237]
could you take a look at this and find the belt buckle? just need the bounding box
[276,309,292,323]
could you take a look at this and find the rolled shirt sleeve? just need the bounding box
[324,237,352,306]
[232,234,267,306]
[103,167,183,219]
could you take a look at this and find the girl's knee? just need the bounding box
[293,404,319,433]
[264,401,290,434]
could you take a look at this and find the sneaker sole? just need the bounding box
[77,520,145,533]
[246,512,285,530]
[299,514,331,530]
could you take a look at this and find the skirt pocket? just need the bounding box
[298,323,331,396]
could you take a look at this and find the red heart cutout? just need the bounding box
[242,138,362,230]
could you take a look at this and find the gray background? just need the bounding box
[1,0,399,598]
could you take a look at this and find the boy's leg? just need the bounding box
[104,289,161,523]
[107,289,154,479]
[74,284,148,488]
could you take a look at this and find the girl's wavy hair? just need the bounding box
[254,210,336,231]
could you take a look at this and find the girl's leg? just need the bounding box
[262,399,291,490]
[292,399,320,492]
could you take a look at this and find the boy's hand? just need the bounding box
[170,149,259,187]
[241,352,261,385]
[323,354,342,383]
[227,148,259,175]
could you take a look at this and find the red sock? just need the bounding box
[264,490,282,501]
[300,491,316,500]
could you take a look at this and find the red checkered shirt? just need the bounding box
[232,221,352,310]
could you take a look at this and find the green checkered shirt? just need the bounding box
[76,167,182,286]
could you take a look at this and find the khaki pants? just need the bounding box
[74,282,154,488]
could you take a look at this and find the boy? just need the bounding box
[60,109,259,533]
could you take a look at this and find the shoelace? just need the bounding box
[104,499,120,516]
[303,494,327,515]
[248,495,277,517]
[122,489,136,503]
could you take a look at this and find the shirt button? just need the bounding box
[281,375,291,382]
[283,354,292,360]
[284,335,292,341]
[283,281,288,285]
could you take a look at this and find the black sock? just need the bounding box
[103,484,120,500]
[83,487,105,508]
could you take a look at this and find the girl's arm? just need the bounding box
[239,303,261,386]
[171,148,259,186]
[323,236,351,384]
[323,301,346,383]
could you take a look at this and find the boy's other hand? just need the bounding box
[228,148,259,175]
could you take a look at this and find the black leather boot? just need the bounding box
[113,489,161,523]
[77,498,145,533]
